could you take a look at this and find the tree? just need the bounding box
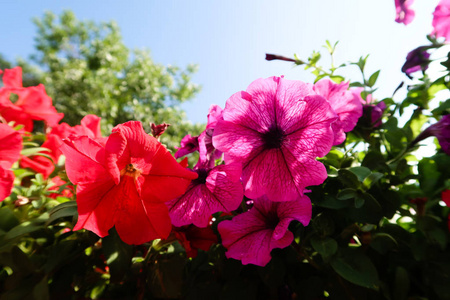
[4,10,203,149]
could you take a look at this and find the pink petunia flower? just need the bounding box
[196,104,224,169]
[0,123,22,201]
[313,79,363,145]
[167,162,243,227]
[395,0,415,25]
[218,194,311,266]
[60,121,198,245]
[0,67,63,132]
[212,76,337,202]
[432,0,450,41]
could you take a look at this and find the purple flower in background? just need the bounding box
[218,194,311,266]
[401,46,431,78]
[412,115,450,155]
[314,79,363,145]
[433,0,450,41]
[167,163,243,227]
[175,134,199,159]
[353,88,386,128]
[212,76,337,202]
[395,0,415,25]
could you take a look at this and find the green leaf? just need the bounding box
[46,201,78,225]
[20,147,51,157]
[0,207,20,231]
[4,222,44,241]
[418,158,441,195]
[102,228,133,283]
[367,70,380,87]
[337,188,357,200]
[393,267,410,300]
[330,248,380,290]
[370,233,398,254]
[432,98,450,115]
[258,255,286,288]
[349,166,371,182]
[363,172,384,189]
[338,169,360,188]
[354,195,365,208]
[314,195,350,209]
[310,236,338,259]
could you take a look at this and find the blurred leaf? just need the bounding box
[46,201,77,225]
[0,207,20,232]
[367,70,380,87]
[418,157,441,195]
[363,172,384,189]
[258,255,286,288]
[102,228,133,283]
[314,195,350,209]
[337,188,357,200]
[338,169,360,188]
[20,147,51,156]
[310,236,338,259]
[393,266,410,300]
[4,222,44,241]
[330,248,380,290]
[370,233,398,254]
[349,166,371,182]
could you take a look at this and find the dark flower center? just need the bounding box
[194,168,209,185]
[265,211,280,230]
[262,126,285,149]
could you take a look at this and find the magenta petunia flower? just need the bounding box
[212,76,337,202]
[174,134,199,159]
[432,0,450,41]
[167,162,243,227]
[313,79,363,145]
[395,0,415,25]
[412,115,450,155]
[218,194,311,266]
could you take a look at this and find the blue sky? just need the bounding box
[0,0,439,124]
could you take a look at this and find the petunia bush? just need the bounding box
[1,3,450,300]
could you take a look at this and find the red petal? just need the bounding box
[2,67,22,88]
[0,123,22,169]
[0,167,14,201]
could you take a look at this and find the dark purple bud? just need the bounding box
[401,46,431,78]
[265,53,297,63]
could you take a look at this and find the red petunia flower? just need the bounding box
[60,121,198,244]
[0,123,22,201]
[0,67,63,132]
[173,224,218,258]
[20,114,102,179]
